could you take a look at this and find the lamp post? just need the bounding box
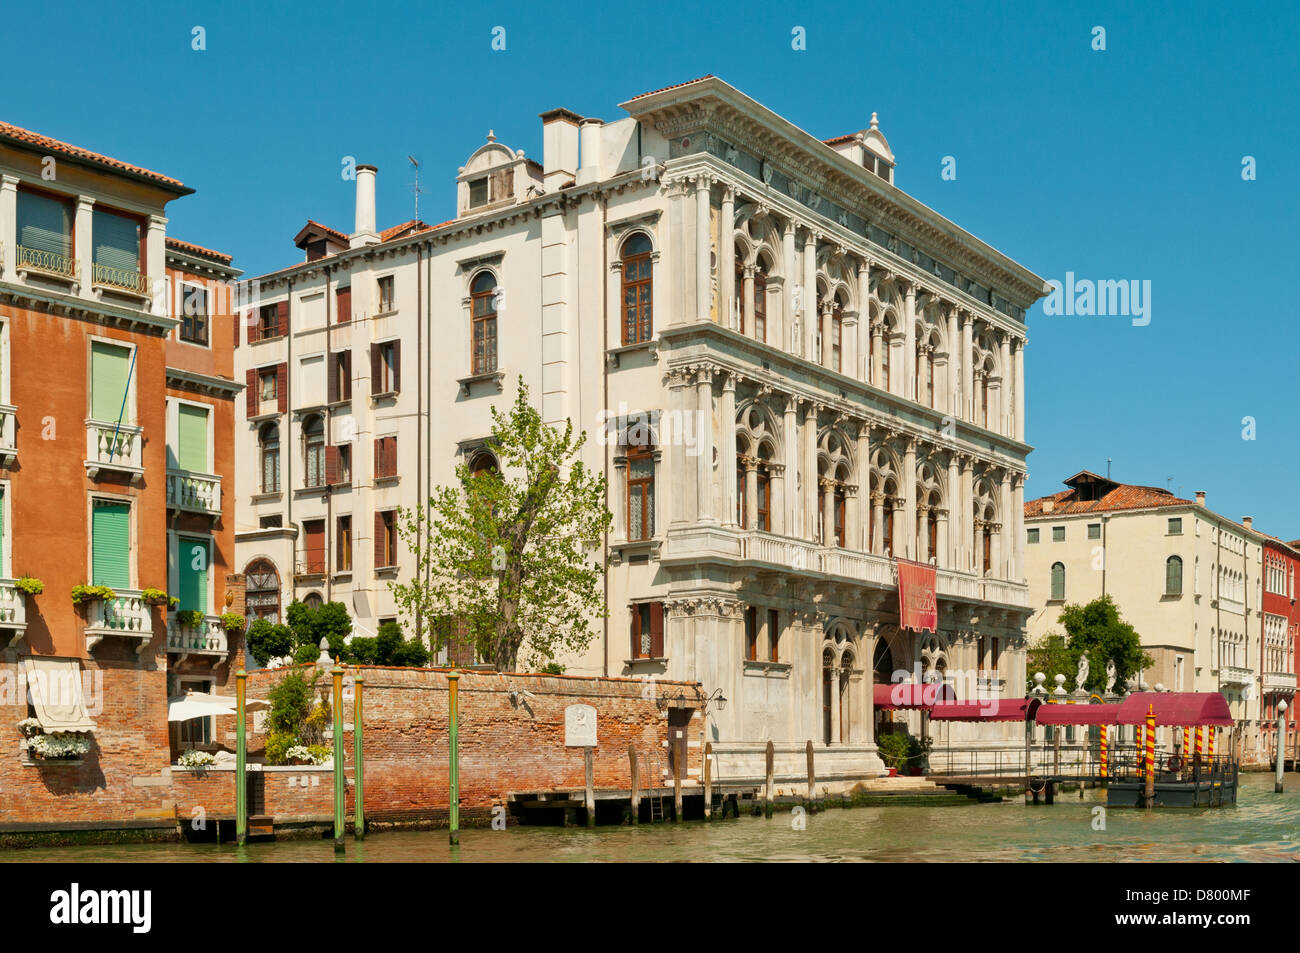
[1276,699,1288,794]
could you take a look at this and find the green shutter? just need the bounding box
[91,341,131,422]
[177,404,209,472]
[177,537,209,614]
[16,191,71,256]
[91,501,130,589]
[92,209,141,271]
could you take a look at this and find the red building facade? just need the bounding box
[1260,537,1299,759]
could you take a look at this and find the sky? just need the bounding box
[4,0,1297,532]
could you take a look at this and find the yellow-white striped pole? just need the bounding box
[1099,724,1108,779]
[1144,704,1157,807]
[1208,725,1215,757]
[1183,726,1190,759]
[1195,725,1204,759]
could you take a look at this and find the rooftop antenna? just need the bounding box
[1167,475,1174,492]
[408,155,426,221]
[1106,458,1112,479]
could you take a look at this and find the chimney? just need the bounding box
[540,108,581,192]
[577,118,605,186]
[1195,491,1206,507]
[1243,516,1253,531]
[350,164,379,248]
[1042,499,1055,514]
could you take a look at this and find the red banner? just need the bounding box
[896,558,937,633]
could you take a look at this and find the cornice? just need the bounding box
[0,281,178,336]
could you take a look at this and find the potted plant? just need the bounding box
[219,612,246,635]
[174,609,204,630]
[905,735,933,776]
[876,732,909,776]
[284,744,315,766]
[26,731,91,762]
[177,749,215,769]
[14,576,43,596]
[71,584,116,608]
[141,587,170,607]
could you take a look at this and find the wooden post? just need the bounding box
[1024,718,1032,800]
[628,745,640,825]
[331,664,345,852]
[672,735,683,822]
[235,669,247,846]
[353,673,364,840]
[584,746,595,827]
[806,740,816,812]
[703,741,713,820]
[1099,724,1108,781]
[1143,704,1156,808]
[765,740,775,818]
[448,672,460,845]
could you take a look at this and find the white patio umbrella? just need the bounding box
[167,691,270,722]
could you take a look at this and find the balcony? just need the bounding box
[85,419,144,482]
[16,244,78,284]
[84,589,154,654]
[0,404,16,468]
[91,262,151,300]
[0,580,29,641]
[167,468,222,517]
[167,614,229,660]
[1220,665,1253,688]
[1262,671,1297,693]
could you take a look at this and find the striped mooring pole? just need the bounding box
[1195,725,1204,763]
[1208,725,1216,757]
[1099,724,1108,779]
[448,672,460,846]
[1183,726,1190,760]
[1143,703,1156,808]
[235,669,247,846]
[1137,723,1146,779]
[353,672,365,840]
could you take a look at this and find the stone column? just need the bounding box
[721,372,738,526]
[720,186,735,328]
[1000,470,1013,579]
[820,479,836,546]
[146,214,167,314]
[695,366,715,523]
[803,402,819,541]
[742,266,755,336]
[917,505,930,561]
[0,175,18,282]
[1013,472,1025,581]
[871,322,884,388]
[820,301,832,370]
[935,509,949,570]
[744,457,759,529]
[961,455,975,570]
[857,260,871,381]
[998,331,1011,435]
[782,222,796,352]
[802,229,818,360]
[842,311,857,377]
[845,485,859,552]
[695,176,712,323]
[1014,336,1026,442]
[903,283,917,401]
[783,395,799,535]
[871,492,885,554]
[903,437,917,559]
[891,498,905,557]
[946,305,959,417]
[830,666,842,744]
[612,456,627,542]
[74,195,94,296]
[961,312,974,420]
[856,423,871,551]
[769,463,786,535]
[668,369,691,524]
[947,453,961,569]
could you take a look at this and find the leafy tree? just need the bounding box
[346,621,429,667]
[286,600,352,656]
[246,618,293,667]
[391,377,611,672]
[1026,595,1153,693]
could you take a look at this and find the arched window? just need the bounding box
[1051,561,1066,600]
[822,649,835,745]
[924,349,935,407]
[927,510,938,561]
[259,422,280,493]
[883,506,894,557]
[753,258,768,343]
[470,271,498,374]
[469,450,499,479]
[620,233,653,345]
[303,415,324,488]
[303,591,323,610]
[881,328,892,391]
[982,523,993,573]
[626,439,655,541]
[831,298,843,372]
[755,461,771,531]
[244,559,281,624]
[1166,555,1183,596]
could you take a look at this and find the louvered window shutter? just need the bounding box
[650,602,664,658]
[325,445,339,485]
[391,341,401,393]
[276,301,289,337]
[276,363,288,413]
[336,286,351,324]
[370,344,381,393]
[327,353,339,404]
[374,512,386,567]
[245,369,258,418]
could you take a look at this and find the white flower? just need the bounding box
[28,732,90,759]
[178,749,216,768]
[16,718,42,738]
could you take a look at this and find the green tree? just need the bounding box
[1025,595,1154,693]
[286,600,352,656]
[391,377,611,672]
[245,618,293,667]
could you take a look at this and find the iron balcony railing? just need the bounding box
[92,262,150,296]
[16,244,77,280]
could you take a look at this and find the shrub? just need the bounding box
[71,584,116,606]
[220,612,247,634]
[306,744,332,765]
[264,731,296,766]
[266,671,317,737]
[876,732,911,770]
[14,577,43,596]
[175,609,204,629]
[346,636,379,665]
[246,618,294,667]
[539,662,565,675]
[292,643,322,664]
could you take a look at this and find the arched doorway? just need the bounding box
[244,559,281,623]
[873,635,898,742]
[822,649,835,745]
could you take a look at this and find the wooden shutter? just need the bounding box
[650,602,664,658]
[276,363,288,413]
[341,351,351,400]
[327,352,339,404]
[630,610,640,658]
[325,445,340,486]
[233,309,240,348]
[245,369,258,418]
[304,520,325,574]
[276,300,289,337]
[370,344,381,394]
[91,501,131,589]
[336,286,351,324]
[90,340,131,422]
[374,511,386,567]
[391,341,401,393]
[373,438,382,478]
[385,436,396,476]
[177,536,209,613]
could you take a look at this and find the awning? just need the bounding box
[1035,702,1124,726]
[874,682,957,709]
[1116,692,1234,727]
[930,698,1041,722]
[23,656,97,732]
[167,691,269,722]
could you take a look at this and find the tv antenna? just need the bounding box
[1106,457,1112,479]
[408,155,426,221]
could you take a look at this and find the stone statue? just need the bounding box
[1105,659,1117,694]
[1075,653,1089,690]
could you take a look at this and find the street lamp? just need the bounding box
[1276,699,1288,794]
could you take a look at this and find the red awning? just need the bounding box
[929,697,1041,722]
[1034,702,1124,726]
[1116,692,1234,727]
[874,682,957,709]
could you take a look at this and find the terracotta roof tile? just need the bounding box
[298,220,349,243]
[627,75,716,102]
[1024,483,1194,518]
[0,120,187,190]
[166,237,232,265]
[823,132,859,146]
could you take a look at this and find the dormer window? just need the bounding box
[469,177,489,208]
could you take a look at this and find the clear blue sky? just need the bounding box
[5,0,1297,532]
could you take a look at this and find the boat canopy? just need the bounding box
[1029,692,1233,727]
[928,698,1041,722]
[1035,703,1123,726]
[873,682,957,709]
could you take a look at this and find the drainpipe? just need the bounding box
[286,277,295,600]
[325,265,332,604]
[416,242,424,643]
[600,189,609,677]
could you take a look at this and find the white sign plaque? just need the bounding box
[565,704,597,748]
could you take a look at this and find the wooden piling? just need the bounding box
[628,745,640,825]
[703,741,713,820]
[672,739,683,822]
[765,740,775,818]
[583,746,595,827]
[806,740,816,812]
[1142,704,1156,808]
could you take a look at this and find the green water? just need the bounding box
[5,774,1298,862]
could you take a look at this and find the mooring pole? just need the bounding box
[1194,724,1204,772]
[628,745,639,824]
[1276,700,1288,793]
[765,740,775,818]
[672,734,683,822]
[584,746,596,827]
[235,668,247,846]
[1143,704,1156,808]
[1099,724,1108,781]
[806,740,816,812]
[332,663,345,851]
[353,672,365,839]
[448,672,460,845]
[703,741,713,820]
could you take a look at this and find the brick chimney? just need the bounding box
[1243,516,1253,530]
[540,108,580,192]
[1042,499,1055,514]
[1195,491,1206,506]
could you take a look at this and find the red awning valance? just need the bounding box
[929,697,1040,722]
[1116,692,1234,727]
[1035,702,1124,726]
[873,682,957,709]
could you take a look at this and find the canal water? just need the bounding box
[6,774,1298,862]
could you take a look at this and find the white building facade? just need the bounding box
[233,77,1047,781]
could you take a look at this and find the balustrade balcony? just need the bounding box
[85,419,144,482]
[0,404,16,467]
[84,589,153,654]
[167,614,229,658]
[1262,671,1297,692]
[0,580,29,636]
[166,468,222,516]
